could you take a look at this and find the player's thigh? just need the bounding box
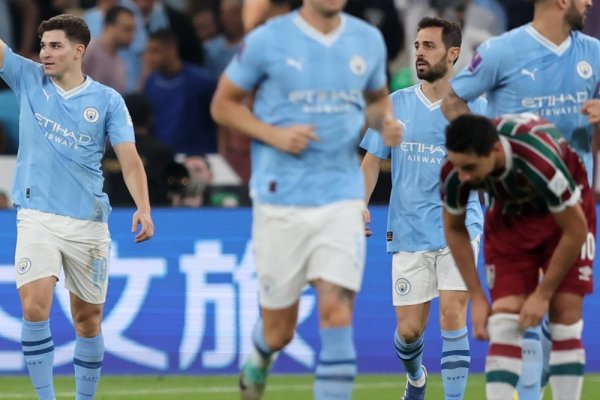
[436,236,480,292]
[391,251,437,306]
[14,209,62,290]
[306,200,365,293]
[252,203,311,309]
[549,292,584,325]
[61,219,111,305]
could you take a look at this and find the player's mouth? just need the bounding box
[416,60,428,69]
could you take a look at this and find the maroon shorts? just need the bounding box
[484,201,595,301]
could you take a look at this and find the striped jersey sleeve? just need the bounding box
[440,160,472,215]
[494,116,581,212]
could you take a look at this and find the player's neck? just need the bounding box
[52,69,86,92]
[532,13,571,45]
[420,77,451,103]
[299,7,342,34]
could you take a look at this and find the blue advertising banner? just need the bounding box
[0,207,598,375]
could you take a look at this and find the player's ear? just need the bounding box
[74,43,86,60]
[448,46,460,66]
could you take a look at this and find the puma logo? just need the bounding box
[520,68,537,81]
[286,57,303,72]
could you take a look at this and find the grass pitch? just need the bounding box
[1,373,599,399]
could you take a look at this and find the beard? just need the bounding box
[565,3,585,31]
[416,55,448,83]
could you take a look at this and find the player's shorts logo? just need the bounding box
[16,258,32,274]
[83,107,100,123]
[576,61,592,79]
[486,264,495,289]
[260,275,276,296]
[349,55,367,76]
[394,278,411,296]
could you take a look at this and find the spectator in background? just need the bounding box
[83,0,119,37]
[103,93,176,206]
[204,0,244,79]
[143,29,217,156]
[83,5,136,94]
[131,0,204,65]
[0,190,9,209]
[583,0,600,39]
[1,0,39,58]
[190,4,220,44]
[0,80,19,154]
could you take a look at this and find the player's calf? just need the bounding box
[548,320,585,400]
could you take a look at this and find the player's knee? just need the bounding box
[396,323,424,343]
[488,313,521,344]
[319,303,353,328]
[21,300,50,322]
[440,305,467,330]
[72,309,102,337]
[265,328,295,351]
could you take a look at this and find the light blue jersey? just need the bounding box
[452,24,600,182]
[0,45,134,222]
[225,11,387,206]
[361,85,484,253]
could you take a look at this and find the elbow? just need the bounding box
[210,99,225,126]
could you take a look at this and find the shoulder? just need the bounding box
[572,31,600,52]
[389,84,417,102]
[89,79,124,106]
[184,63,214,82]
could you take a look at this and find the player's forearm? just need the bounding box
[365,95,394,133]
[211,99,276,145]
[441,91,471,121]
[361,153,381,204]
[121,157,152,213]
[444,212,484,298]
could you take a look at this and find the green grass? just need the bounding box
[1,374,598,399]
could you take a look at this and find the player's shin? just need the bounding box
[441,327,470,400]
[22,319,56,400]
[515,327,543,400]
[314,326,357,400]
[485,313,522,400]
[548,320,585,400]
[74,332,105,400]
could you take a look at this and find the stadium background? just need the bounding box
[1,206,599,376]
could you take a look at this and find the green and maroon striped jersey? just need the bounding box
[441,115,590,216]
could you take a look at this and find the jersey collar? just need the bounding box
[51,76,91,99]
[415,85,442,110]
[293,12,346,47]
[526,24,571,56]
[496,135,513,180]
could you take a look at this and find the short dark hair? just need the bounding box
[148,29,178,46]
[417,17,462,50]
[445,114,499,156]
[104,6,134,26]
[38,14,91,47]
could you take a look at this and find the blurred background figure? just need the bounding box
[0,190,10,209]
[103,93,176,206]
[0,0,39,59]
[203,0,244,79]
[190,3,219,44]
[84,5,136,94]
[83,0,119,37]
[142,29,217,156]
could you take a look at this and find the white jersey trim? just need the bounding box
[415,85,442,110]
[526,25,571,56]
[293,13,346,47]
[51,76,92,99]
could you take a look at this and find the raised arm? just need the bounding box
[441,88,472,121]
[364,86,402,147]
[113,142,154,243]
[210,75,318,154]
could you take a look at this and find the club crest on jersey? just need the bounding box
[486,264,495,289]
[349,55,367,75]
[576,61,592,79]
[394,278,411,296]
[16,258,32,274]
[83,107,99,123]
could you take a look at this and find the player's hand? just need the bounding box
[582,99,600,125]
[363,208,373,237]
[132,210,154,243]
[519,289,550,329]
[381,116,403,147]
[471,292,491,340]
[271,125,319,155]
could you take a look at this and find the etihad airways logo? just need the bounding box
[401,142,446,164]
[521,92,588,117]
[35,113,92,149]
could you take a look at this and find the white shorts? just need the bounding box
[15,209,111,304]
[391,237,480,306]
[253,200,366,309]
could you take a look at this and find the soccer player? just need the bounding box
[441,1,600,398]
[441,113,595,400]
[361,17,484,400]
[210,0,402,398]
[0,14,154,400]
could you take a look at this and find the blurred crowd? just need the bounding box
[0,0,598,209]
